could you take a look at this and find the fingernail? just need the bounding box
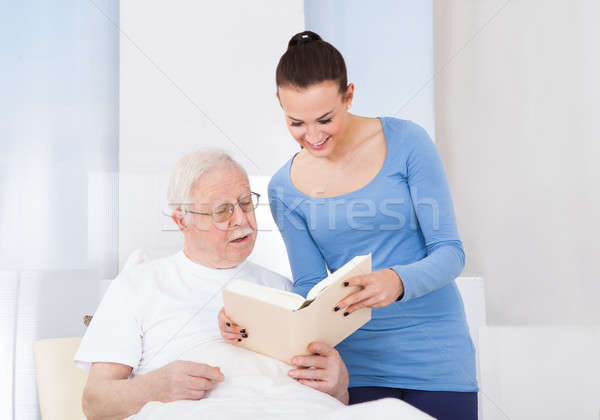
[242,333,248,338]
[343,281,349,287]
[334,306,340,312]
[237,338,241,342]
[226,322,231,327]
[240,329,246,334]
[343,312,349,316]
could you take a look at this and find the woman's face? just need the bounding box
[277,81,353,158]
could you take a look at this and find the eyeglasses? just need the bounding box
[184,192,260,223]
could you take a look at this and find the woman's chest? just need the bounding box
[291,136,387,198]
[298,173,418,241]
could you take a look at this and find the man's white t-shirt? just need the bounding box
[74,251,291,375]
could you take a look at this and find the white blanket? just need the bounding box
[131,339,433,419]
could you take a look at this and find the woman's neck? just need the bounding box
[323,113,362,163]
[323,114,379,164]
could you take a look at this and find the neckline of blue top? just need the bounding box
[284,116,396,200]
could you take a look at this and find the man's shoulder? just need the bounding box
[241,261,292,291]
[113,253,179,291]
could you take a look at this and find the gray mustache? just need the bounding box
[228,228,254,241]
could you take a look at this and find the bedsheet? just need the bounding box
[130,339,433,419]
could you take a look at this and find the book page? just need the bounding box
[225,280,305,311]
[305,254,371,301]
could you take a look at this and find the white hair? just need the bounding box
[167,149,248,223]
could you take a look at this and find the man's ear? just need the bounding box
[171,209,187,232]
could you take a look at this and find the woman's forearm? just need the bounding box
[392,241,465,302]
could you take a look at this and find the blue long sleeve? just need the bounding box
[391,122,466,302]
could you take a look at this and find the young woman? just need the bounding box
[266,31,478,419]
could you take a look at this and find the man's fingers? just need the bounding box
[288,367,325,381]
[307,341,335,357]
[182,361,224,381]
[186,376,213,391]
[291,355,328,369]
[184,389,206,400]
[298,378,327,392]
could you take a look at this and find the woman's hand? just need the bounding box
[288,342,349,405]
[335,269,404,314]
[217,307,248,344]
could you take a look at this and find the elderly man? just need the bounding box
[75,149,349,420]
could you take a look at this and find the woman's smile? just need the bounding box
[305,135,331,150]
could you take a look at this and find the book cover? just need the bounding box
[222,254,372,364]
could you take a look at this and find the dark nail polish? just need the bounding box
[240,329,246,334]
[334,306,340,312]
[343,281,349,287]
[242,333,248,338]
[343,312,349,317]
[237,338,241,342]
[226,322,231,327]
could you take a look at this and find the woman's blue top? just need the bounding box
[268,117,477,391]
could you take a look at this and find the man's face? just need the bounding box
[182,165,257,269]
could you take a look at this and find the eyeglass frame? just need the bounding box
[181,191,261,223]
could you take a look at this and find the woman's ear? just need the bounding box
[344,83,355,109]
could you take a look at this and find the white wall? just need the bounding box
[305,0,436,138]
[119,1,439,268]
[479,326,600,419]
[119,0,304,267]
[434,0,600,324]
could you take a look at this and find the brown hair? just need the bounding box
[276,31,348,95]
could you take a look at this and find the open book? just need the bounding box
[222,254,372,364]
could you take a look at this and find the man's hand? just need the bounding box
[83,360,225,420]
[218,307,247,344]
[288,342,349,405]
[335,269,404,314]
[144,360,225,402]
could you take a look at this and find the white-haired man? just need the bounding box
[75,150,349,420]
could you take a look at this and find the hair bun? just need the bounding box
[288,31,322,48]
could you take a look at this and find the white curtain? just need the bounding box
[0,1,119,418]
